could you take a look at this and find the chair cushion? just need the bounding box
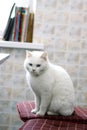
[17,101,87,130]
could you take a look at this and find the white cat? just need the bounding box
[24,51,75,116]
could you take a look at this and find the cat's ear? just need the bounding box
[26,51,32,58]
[41,52,47,61]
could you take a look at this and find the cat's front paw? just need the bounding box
[31,109,38,114]
[36,111,45,116]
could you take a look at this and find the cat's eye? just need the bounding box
[36,64,41,67]
[29,63,32,66]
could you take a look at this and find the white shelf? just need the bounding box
[0,41,44,50]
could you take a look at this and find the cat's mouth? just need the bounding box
[31,71,39,76]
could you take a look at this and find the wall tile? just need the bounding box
[68,39,81,51]
[12,87,26,100]
[9,126,20,130]
[84,0,87,12]
[80,53,87,65]
[10,114,23,126]
[70,12,83,25]
[0,101,11,113]
[0,74,13,88]
[81,40,87,51]
[78,79,87,90]
[10,100,22,114]
[0,113,10,125]
[54,38,68,51]
[55,25,68,38]
[66,52,80,65]
[66,65,79,78]
[54,51,67,65]
[0,126,9,130]
[79,66,87,78]
[68,25,82,39]
[57,0,70,11]
[83,13,87,24]
[71,78,78,89]
[26,88,34,100]
[12,75,26,88]
[57,12,70,24]
[43,37,55,50]
[71,0,84,12]
[42,24,55,36]
[82,27,87,39]
[43,10,57,24]
[0,87,11,100]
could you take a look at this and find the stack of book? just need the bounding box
[13,7,29,42]
[3,0,36,43]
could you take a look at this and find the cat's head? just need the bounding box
[24,51,49,76]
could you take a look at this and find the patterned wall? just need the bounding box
[0,0,87,129]
[34,0,87,107]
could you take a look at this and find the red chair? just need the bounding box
[17,101,87,130]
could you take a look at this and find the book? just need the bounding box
[26,13,34,43]
[26,0,37,43]
[13,7,20,41]
[21,8,29,42]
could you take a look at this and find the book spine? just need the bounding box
[26,13,34,43]
[18,7,29,42]
[16,11,21,41]
[18,7,23,41]
[13,7,19,41]
[21,8,29,42]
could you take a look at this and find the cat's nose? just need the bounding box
[32,69,35,72]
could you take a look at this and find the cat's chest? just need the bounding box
[30,75,53,93]
[30,76,44,88]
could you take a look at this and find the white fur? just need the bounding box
[24,51,75,116]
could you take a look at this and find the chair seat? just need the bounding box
[17,101,87,130]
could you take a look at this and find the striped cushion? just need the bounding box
[17,101,87,130]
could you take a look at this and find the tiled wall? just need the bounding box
[33,0,87,107]
[0,0,87,129]
[0,49,26,130]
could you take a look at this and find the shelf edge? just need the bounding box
[0,41,44,50]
